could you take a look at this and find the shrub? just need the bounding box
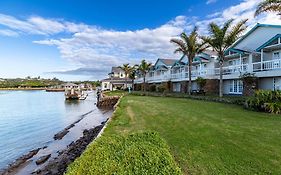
[245,90,281,114]
[66,132,182,175]
[195,77,207,90]
[149,84,156,92]
[157,84,166,93]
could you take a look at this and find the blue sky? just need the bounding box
[0,0,280,81]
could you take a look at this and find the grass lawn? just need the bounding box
[67,95,281,174]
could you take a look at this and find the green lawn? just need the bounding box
[67,95,281,174]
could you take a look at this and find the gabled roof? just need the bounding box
[111,67,123,73]
[154,58,177,69]
[231,23,281,49]
[159,59,177,66]
[256,34,281,51]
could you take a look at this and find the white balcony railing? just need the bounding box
[253,59,281,71]
[217,64,249,75]
[134,60,281,84]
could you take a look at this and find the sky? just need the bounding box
[0,0,280,81]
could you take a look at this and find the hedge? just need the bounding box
[66,132,182,175]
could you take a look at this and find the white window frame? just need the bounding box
[229,80,243,94]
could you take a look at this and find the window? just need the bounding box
[273,52,280,59]
[104,83,107,88]
[229,80,243,94]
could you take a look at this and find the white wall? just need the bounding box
[223,80,230,94]
[259,78,273,90]
[235,26,281,51]
[101,81,111,91]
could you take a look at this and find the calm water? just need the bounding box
[0,90,100,170]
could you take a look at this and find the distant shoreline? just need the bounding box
[0,87,46,91]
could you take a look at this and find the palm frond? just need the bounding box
[224,19,248,49]
[255,0,281,16]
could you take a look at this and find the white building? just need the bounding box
[101,67,133,91]
[135,23,281,95]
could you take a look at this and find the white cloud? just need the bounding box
[206,0,217,5]
[34,15,190,71]
[27,16,65,35]
[0,29,18,37]
[0,0,281,79]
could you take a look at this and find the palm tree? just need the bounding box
[255,0,281,16]
[118,64,133,89]
[128,67,136,90]
[202,19,247,97]
[170,27,208,95]
[136,60,152,92]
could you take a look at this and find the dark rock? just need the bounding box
[53,130,69,140]
[36,154,51,165]
[0,148,41,174]
[38,124,105,175]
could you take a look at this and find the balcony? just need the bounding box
[253,59,281,72]
[134,60,281,84]
[217,64,249,75]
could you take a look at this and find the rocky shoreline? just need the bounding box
[0,120,108,175]
[34,120,108,175]
[1,92,120,175]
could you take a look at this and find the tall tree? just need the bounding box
[128,67,136,90]
[118,64,133,89]
[255,0,281,16]
[202,19,247,97]
[136,60,152,92]
[170,27,208,95]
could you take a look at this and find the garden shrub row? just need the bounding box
[245,90,281,114]
[66,132,182,175]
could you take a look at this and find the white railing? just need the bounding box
[253,59,281,71]
[219,64,249,75]
[136,65,248,83]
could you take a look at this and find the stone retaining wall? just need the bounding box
[96,93,120,108]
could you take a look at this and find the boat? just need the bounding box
[65,88,81,100]
[79,91,88,100]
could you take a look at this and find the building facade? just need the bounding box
[135,23,281,95]
[101,67,133,91]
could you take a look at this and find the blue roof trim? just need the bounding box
[256,34,281,52]
[172,55,186,68]
[231,23,281,48]
[224,48,246,55]
[154,58,164,68]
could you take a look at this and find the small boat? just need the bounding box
[79,92,88,100]
[65,88,81,100]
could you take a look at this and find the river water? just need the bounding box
[0,90,110,171]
